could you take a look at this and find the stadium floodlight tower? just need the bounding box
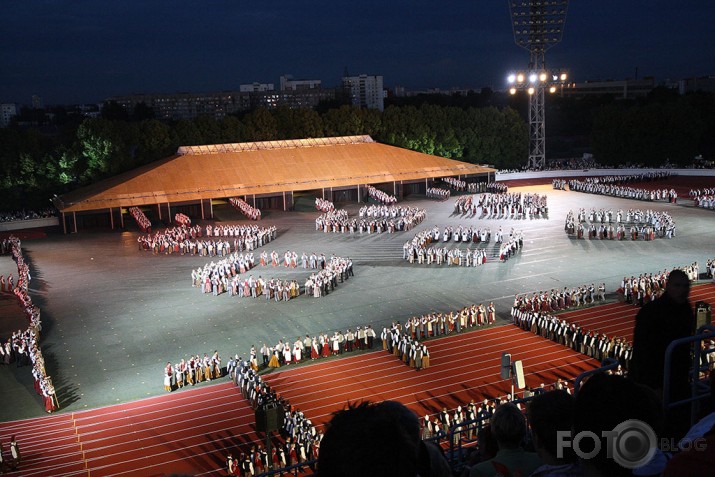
[508,1,569,170]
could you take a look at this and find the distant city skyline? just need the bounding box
[2,1,714,105]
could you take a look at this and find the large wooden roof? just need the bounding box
[55,136,494,212]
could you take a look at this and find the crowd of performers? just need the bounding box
[263,327,378,369]
[512,292,632,372]
[315,205,426,234]
[690,188,715,210]
[442,177,466,191]
[403,226,523,265]
[0,237,57,413]
[576,172,674,185]
[314,198,334,212]
[192,252,354,299]
[137,224,277,255]
[552,179,567,190]
[454,192,548,219]
[706,258,715,279]
[229,197,262,220]
[174,212,191,226]
[227,358,321,474]
[567,179,678,202]
[565,208,676,239]
[366,185,397,204]
[385,323,431,371]
[426,187,451,201]
[163,351,224,391]
[129,206,151,232]
[618,264,699,306]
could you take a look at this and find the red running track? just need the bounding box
[558,283,715,343]
[0,325,602,477]
[262,325,601,431]
[0,382,268,477]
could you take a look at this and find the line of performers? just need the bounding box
[512,308,633,370]
[386,328,430,371]
[229,362,320,475]
[690,189,715,210]
[575,172,674,186]
[138,224,277,255]
[315,205,426,234]
[403,227,523,265]
[3,236,57,413]
[128,206,152,232]
[568,179,678,202]
[618,264,698,306]
[454,192,548,219]
[163,351,223,391]
[315,197,335,212]
[229,197,262,220]
[442,177,466,190]
[552,179,568,190]
[174,212,191,226]
[263,327,377,369]
[565,208,675,239]
[366,185,397,205]
[193,254,353,299]
[427,187,451,201]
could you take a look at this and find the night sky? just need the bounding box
[2,0,714,105]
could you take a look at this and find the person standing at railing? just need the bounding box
[630,269,694,440]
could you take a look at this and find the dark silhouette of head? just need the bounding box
[318,400,449,477]
[665,269,690,304]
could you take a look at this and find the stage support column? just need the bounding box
[283,191,286,211]
[120,207,124,228]
[109,208,114,230]
[209,199,214,219]
[167,202,171,223]
[62,212,67,234]
[356,184,360,203]
[253,195,256,208]
[157,203,162,221]
[200,198,205,220]
[73,211,78,233]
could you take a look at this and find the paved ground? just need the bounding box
[2,183,715,421]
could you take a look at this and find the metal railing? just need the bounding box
[663,325,715,425]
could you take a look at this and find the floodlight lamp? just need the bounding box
[509,88,517,95]
[516,73,525,83]
[527,87,535,95]
[529,73,537,83]
[539,72,548,82]
[549,86,557,93]
[508,74,516,84]
[552,74,559,81]
[560,73,567,81]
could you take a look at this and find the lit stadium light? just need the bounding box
[516,73,525,83]
[508,74,516,84]
[549,86,557,93]
[560,73,568,81]
[539,72,548,82]
[552,74,559,81]
[509,87,517,95]
[527,87,535,95]
[529,73,538,83]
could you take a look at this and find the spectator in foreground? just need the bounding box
[574,373,665,477]
[527,390,582,477]
[630,269,694,440]
[317,400,450,477]
[468,402,541,477]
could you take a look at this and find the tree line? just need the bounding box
[1,88,714,210]
[0,104,527,209]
